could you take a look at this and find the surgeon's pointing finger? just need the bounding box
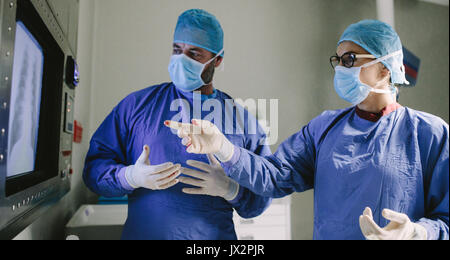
[164,120,192,131]
[164,120,181,130]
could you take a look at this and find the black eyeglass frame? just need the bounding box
[330,52,376,69]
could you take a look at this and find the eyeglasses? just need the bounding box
[330,52,376,69]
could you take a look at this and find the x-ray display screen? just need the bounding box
[6,21,44,178]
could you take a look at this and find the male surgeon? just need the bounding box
[83,9,272,240]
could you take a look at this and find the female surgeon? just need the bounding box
[166,20,449,240]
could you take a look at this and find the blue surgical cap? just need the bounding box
[174,9,224,57]
[338,20,408,85]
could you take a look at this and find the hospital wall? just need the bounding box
[13,0,449,240]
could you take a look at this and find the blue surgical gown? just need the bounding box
[222,106,449,240]
[83,83,272,240]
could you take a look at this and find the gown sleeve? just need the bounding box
[416,120,449,240]
[223,119,317,199]
[83,97,135,198]
[227,129,274,219]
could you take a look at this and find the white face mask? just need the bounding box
[334,50,402,105]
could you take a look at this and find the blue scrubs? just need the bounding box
[83,83,272,240]
[223,106,449,240]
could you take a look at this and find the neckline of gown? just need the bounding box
[355,102,403,123]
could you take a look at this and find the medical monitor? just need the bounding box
[0,0,78,239]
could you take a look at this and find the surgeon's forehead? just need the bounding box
[173,43,206,52]
[337,41,370,56]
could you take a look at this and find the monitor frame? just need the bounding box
[5,0,64,196]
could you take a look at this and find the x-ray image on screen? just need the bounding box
[6,21,44,178]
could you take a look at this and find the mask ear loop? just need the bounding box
[214,50,225,72]
[361,50,403,68]
[203,50,225,86]
[206,49,225,71]
[362,50,404,97]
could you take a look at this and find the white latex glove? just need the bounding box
[359,207,428,240]
[164,119,235,162]
[125,145,182,190]
[178,154,240,201]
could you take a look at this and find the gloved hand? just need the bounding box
[164,119,235,162]
[178,154,240,201]
[125,145,181,190]
[359,207,428,240]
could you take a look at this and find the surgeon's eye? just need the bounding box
[173,48,182,55]
[190,51,201,58]
[341,53,357,68]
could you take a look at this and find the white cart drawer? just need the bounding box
[234,214,286,227]
[236,226,287,240]
[261,204,288,216]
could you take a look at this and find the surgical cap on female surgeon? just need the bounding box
[174,9,224,57]
[338,20,409,85]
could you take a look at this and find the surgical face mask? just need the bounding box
[168,50,223,92]
[334,50,401,105]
